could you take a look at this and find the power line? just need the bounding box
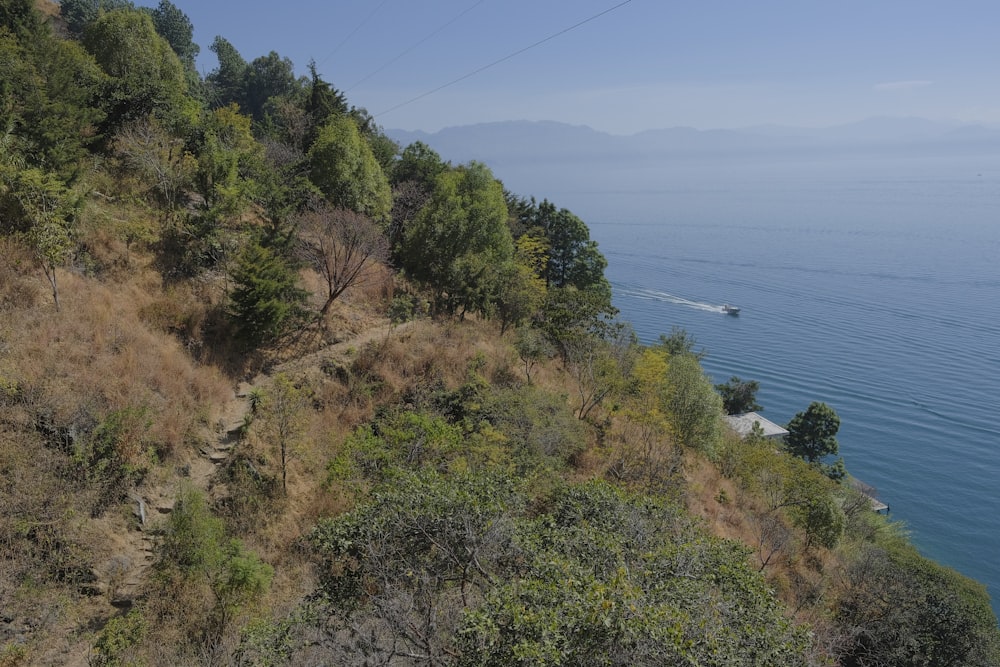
[316,0,393,68]
[374,0,633,120]
[346,0,489,93]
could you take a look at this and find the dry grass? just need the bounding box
[7,271,232,456]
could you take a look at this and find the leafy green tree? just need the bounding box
[0,29,104,178]
[542,203,608,291]
[308,115,392,222]
[715,375,763,415]
[82,8,189,132]
[193,104,263,223]
[399,162,513,315]
[148,0,199,94]
[662,353,724,455]
[160,487,273,641]
[836,541,1000,667]
[228,238,307,347]
[350,108,399,176]
[785,401,844,479]
[206,36,248,109]
[611,348,685,494]
[1,0,49,42]
[243,50,299,122]
[538,286,618,362]
[654,325,706,360]
[0,167,81,309]
[492,258,545,334]
[512,198,609,293]
[458,481,811,667]
[310,472,520,664]
[30,39,106,175]
[393,140,448,188]
[59,0,134,37]
[513,327,554,383]
[564,321,636,420]
[304,59,347,130]
[387,143,449,256]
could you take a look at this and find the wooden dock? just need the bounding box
[849,479,889,513]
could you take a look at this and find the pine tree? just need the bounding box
[228,239,306,347]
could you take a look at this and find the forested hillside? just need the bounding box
[2,1,999,665]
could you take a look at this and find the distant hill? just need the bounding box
[388,117,1000,166]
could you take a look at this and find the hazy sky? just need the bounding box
[147,0,1000,134]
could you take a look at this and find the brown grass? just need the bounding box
[6,271,232,459]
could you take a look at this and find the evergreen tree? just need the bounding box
[786,401,845,479]
[228,239,307,347]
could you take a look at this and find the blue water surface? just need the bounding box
[531,151,1000,613]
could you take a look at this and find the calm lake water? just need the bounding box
[514,149,1000,613]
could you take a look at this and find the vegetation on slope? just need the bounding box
[1,1,998,665]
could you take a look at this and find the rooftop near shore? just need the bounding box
[724,412,790,441]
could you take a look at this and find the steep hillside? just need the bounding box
[1,2,998,665]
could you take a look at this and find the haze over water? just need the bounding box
[572,151,1000,613]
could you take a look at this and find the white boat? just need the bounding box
[722,304,741,315]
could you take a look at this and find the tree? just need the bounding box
[304,60,347,130]
[513,327,554,384]
[243,51,299,122]
[514,199,609,294]
[492,258,545,334]
[398,162,513,315]
[310,471,519,664]
[112,115,194,214]
[1,0,49,42]
[193,104,263,223]
[611,348,685,494]
[206,36,247,109]
[538,286,618,363]
[654,326,706,360]
[59,0,134,37]
[228,238,307,347]
[836,541,1000,667]
[82,8,189,132]
[160,487,273,642]
[294,201,389,317]
[308,115,392,222]
[0,28,105,179]
[662,353,724,454]
[785,401,841,467]
[564,322,636,421]
[258,374,307,495]
[148,1,198,69]
[0,167,81,310]
[311,475,811,667]
[392,140,448,188]
[715,376,763,415]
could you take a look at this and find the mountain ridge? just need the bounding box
[387,117,1000,164]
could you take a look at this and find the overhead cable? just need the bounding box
[346,0,489,92]
[316,0,393,67]
[374,0,634,119]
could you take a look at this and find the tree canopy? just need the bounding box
[715,375,763,415]
[785,401,845,479]
[307,114,392,222]
[82,8,190,133]
[399,161,513,314]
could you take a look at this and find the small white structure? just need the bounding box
[724,412,789,441]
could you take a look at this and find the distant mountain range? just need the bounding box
[387,117,1000,166]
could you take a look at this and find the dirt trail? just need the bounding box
[95,319,410,607]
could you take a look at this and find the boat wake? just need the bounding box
[616,286,734,314]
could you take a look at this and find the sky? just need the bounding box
[139,0,1000,135]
